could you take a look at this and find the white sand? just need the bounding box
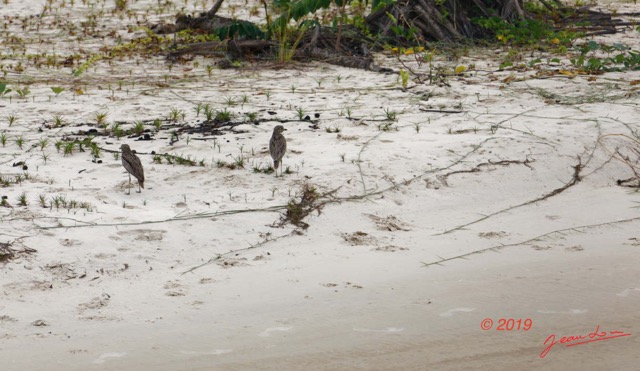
[1,0,639,369]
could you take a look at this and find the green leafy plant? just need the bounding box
[133,121,145,135]
[383,107,397,121]
[38,138,49,150]
[95,111,108,127]
[215,108,233,122]
[569,41,640,73]
[246,112,258,121]
[169,107,182,122]
[325,125,341,133]
[295,107,306,120]
[15,136,24,149]
[0,82,12,97]
[204,104,214,121]
[63,142,76,156]
[16,87,30,98]
[7,114,16,126]
[38,193,47,208]
[241,94,249,108]
[224,96,237,107]
[378,122,396,131]
[274,22,308,64]
[90,143,101,158]
[52,115,65,127]
[399,69,409,89]
[232,154,245,168]
[51,86,64,96]
[17,192,28,207]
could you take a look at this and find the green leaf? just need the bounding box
[51,86,64,95]
[528,58,542,67]
[499,61,513,70]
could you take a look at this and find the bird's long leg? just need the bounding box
[137,181,141,193]
[128,173,132,195]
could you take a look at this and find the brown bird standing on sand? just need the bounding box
[269,125,287,177]
[120,144,144,194]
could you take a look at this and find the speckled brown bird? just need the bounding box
[120,144,144,194]
[269,125,287,177]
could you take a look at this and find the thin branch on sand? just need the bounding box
[421,216,640,268]
[181,228,301,275]
[438,156,585,235]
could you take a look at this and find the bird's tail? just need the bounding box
[274,160,280,170]
[139,180,144,189]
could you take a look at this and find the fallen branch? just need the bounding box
[181,228,301,275]
[422,216,640,267]
[439,156,584,234]
[438,158,533,187]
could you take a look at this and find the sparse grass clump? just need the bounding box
[17,192,28,207]
[282,183,321,229]
[15,136,24,149]
[95,111,108,127]
[133,121,145,135]
[215,109,233,122]
[383,108,397,121]
[252,163,274,174]
[49,194,94,212]
[325,125,341,133]
[378,122,397,131]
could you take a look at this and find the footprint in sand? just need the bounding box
[258,326,292,337]
[353,327,404,333]
[111,229,166,242]
[92,352,127,364]
[180,349,232,356]
[616,288,640,297]
[439,307,475,317]
[537,309,588,314]
[163,281,186,297]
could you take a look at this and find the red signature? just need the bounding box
[540,325,631,358]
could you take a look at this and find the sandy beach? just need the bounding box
[1,0,639,369]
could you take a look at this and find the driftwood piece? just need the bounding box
[168,39,276,60]
[152,12,257,35]
[304,48,373,70]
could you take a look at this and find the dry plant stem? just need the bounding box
[466,107,558,144]
[438,158,533,187]
[344,137,501,203]
[598,134,640,182]
[419,108,463,114]
[181,228,301,275]
[183,187,340,274]
[438,156,586,235]
[35,205,287,230]
[355,131,385,195]
[0,237,35,263]
[422,216,640,268]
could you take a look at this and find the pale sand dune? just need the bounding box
[1,0,639,369]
